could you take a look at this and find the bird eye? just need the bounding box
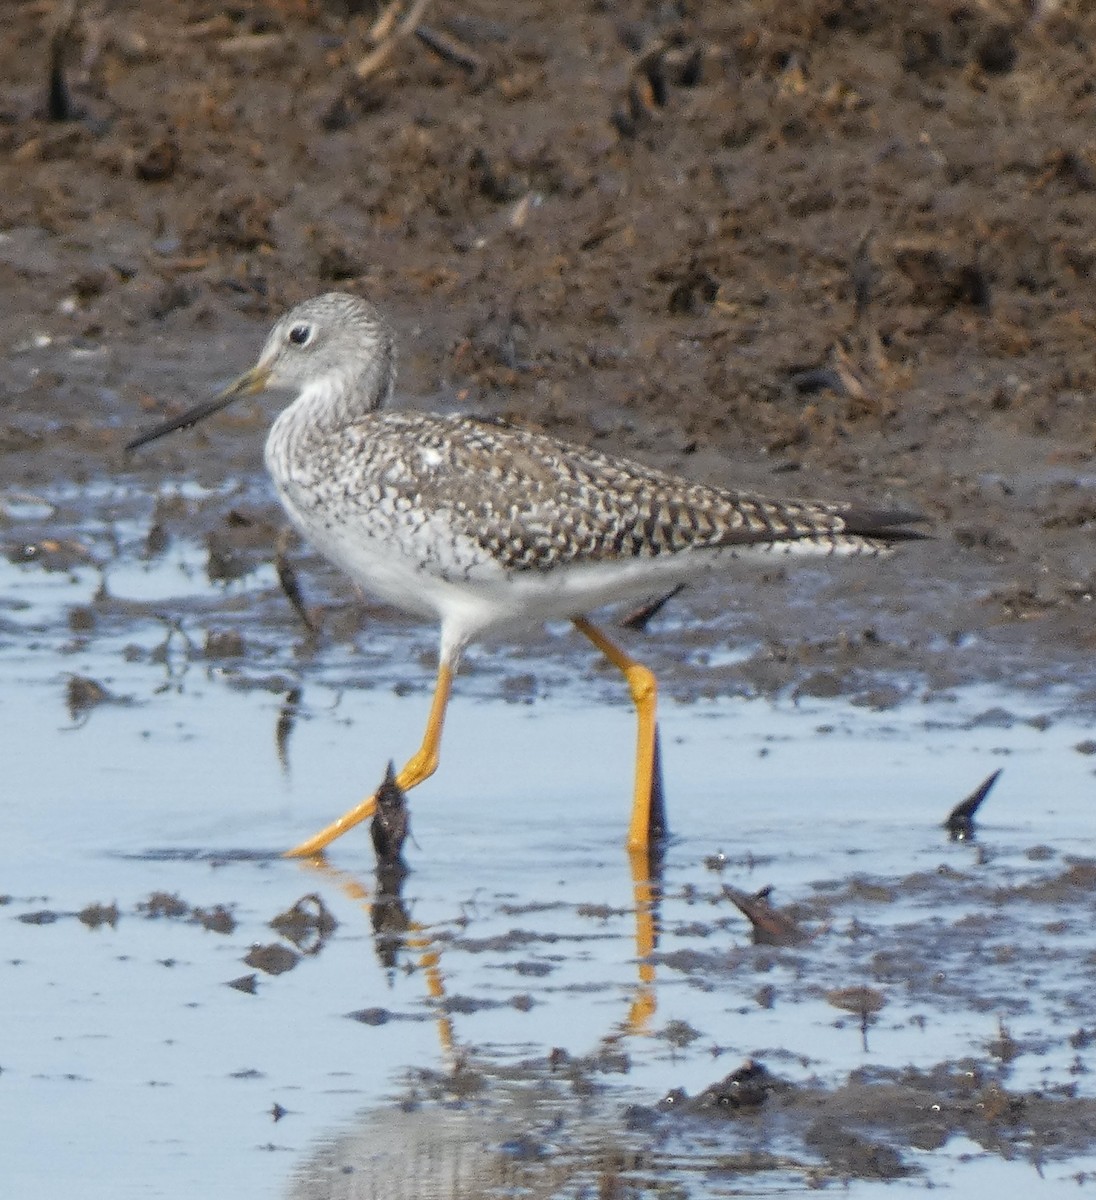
[288,324,313,346]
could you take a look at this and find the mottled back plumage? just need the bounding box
[273,407,915,580]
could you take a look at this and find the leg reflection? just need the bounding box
[298,856,455,1058]
[293,764,668,1053]
[625,841,665,1035]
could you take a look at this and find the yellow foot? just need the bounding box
[284,795,378,858]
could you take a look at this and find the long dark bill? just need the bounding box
[124,365,270,453]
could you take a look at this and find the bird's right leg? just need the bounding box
[572,617,667,855]
[284,658,455,858]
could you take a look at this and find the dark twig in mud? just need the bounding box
[620,584,685,632]
[275,527,317,633]
[356,0,433,81]
[46,0,80,121]
[414,24,483,75]
[371,761,410,870]
[275,685,303,774]
[944,768,1002,842]
[723,885,810,947]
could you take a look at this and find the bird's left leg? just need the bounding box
[284,655,456,858]
[572,617,667,854]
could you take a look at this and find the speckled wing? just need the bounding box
[342,413,924,573]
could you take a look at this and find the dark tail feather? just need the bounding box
[841,507,931,542]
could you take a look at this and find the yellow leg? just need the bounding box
[284,661,455,858]
[572,617,666,852]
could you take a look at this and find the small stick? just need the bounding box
[723,885,809,947]
[275,527,317,633]
[46,0,80,122]
[371,761,410,869]
[355,0,432,81]
[414,24,483,74]
[275,686,302,773]
[944,769,1002,841]
[620,584,685,632]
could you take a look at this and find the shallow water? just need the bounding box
[4,489,1096,1198]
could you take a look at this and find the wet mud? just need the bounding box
[4,2,1096,1197]
[13,812,1096,1196]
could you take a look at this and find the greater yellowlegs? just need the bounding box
[127,292,925,858]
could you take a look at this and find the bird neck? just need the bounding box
[288,353,396,433]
